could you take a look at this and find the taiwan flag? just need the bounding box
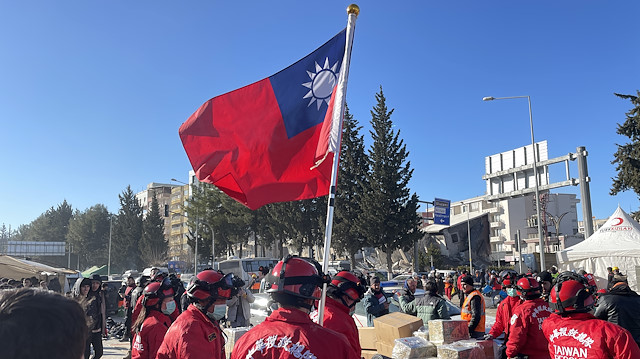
[180,29,347,210]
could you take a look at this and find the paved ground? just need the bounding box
[102,338,130,359]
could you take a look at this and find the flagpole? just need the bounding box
[318,3,359,326]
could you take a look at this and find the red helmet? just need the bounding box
[142,281,175,307]
[499,269,518,288]
[516,277,541,298]
[186,270,233,302]
[549,279,595,314]
[330,271,366,302]
[267,256,324,300]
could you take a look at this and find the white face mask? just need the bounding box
[162,300,176,315]
[506,288,518,297]
[207,304,226,321]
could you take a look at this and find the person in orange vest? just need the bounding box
[460,275,486,338]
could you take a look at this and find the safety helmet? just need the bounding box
[142,280,175,307]
[267,256,325,300]
[499,269,518,288]
[186,270,233,302]
[516,277,541,298]
[549,278,595,314]
[330,271,366,302]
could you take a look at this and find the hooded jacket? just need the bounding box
[594,282,640,346]
[399,292,450,323]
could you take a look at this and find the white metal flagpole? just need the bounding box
[317,4,359,327]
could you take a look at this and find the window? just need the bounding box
[451,233,459,243]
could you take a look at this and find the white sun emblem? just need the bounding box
[302,57,340,110]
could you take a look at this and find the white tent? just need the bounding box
[557,207,640,291]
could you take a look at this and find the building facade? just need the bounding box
[135,183,177,241]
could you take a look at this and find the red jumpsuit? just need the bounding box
[156,305,225,359]
[542,312,640,359]
[132,296,179,335]
[131,310,172,359]
[489,295,522,338]
[231,307,359,359]
[506,298,552,359]
[320,297,361,355]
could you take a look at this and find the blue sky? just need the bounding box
[1,1,639,230]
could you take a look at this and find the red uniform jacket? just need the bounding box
[489,295,522,338]
[156,305,225,359]
[131,296,179,335]
[542,312,640,359]
[506,298,552,359]
[231,307,359,359]
[131,310,172,359]
[321,297,361,355]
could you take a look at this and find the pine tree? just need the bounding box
[111,186,143,272]
[140,193,167,266]
[358,87,422,279]
[13,200,73,242]
[612,91,640,219]
[66,205,110,269]
[333,105,369,269]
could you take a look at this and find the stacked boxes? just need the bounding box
[427,319,469,345]
[223,326,251,359]
[372,312,424,357]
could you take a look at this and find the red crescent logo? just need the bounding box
[612,217,624,226]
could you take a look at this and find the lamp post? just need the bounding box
[461,202,473,272]
[108,214,113,277]
[483,95,546,271]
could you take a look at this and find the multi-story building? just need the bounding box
[135,183,177,240]
[423,192,581,267]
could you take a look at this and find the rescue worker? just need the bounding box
[485,270,521,346]
[231,256,359,359]
[363,276,390,327]
[505,277,552,359]
[460,275,486,339]
[542,272,640,358]
[536,271,553,302]
[315,271,366,356]
[594,276,640,348]
[119,276,136,342]
[156,269,233,359]
[399,280,450,323]
[131,281,175,359]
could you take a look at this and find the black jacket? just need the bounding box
[594,283,640,346]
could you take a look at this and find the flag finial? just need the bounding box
[347,4,360,16]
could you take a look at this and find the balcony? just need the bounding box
[490,235,506,243]
[490,221,504,229]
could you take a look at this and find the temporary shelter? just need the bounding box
[0,255,76,290]
[556,207,640,291]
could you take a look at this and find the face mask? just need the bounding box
[162,300,176,315]
[207,304,226,321]
[506,288,517,297]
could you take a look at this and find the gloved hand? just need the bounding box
[483,333,494,341]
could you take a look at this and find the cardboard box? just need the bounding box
[427,319,469,345]
[223,326,251,358]
[437,343,485,359]
[456,339,494,359]
[375,341,395,357]
[358,327,377,350]
[360,349,378,359]
[373,312,423,345]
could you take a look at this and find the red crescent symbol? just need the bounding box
[612,217,624,226]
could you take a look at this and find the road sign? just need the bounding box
[433,198,450,225]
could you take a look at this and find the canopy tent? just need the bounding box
[557,206,640,291]
[0,255,76,288]
[81,265,107,278]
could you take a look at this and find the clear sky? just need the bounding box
[1,1,639,230]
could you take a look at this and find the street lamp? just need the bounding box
[461,202,472,272]
[108,214,113,277]
[483,95,546,271]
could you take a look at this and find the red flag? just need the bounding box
[180,30,346,209]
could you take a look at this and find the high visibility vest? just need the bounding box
[461,290,485,333]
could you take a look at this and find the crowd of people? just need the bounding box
[2,261,640,358]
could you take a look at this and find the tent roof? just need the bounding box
[81,265,107,278]
[0,255,75,280]
[560,206,640,259]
